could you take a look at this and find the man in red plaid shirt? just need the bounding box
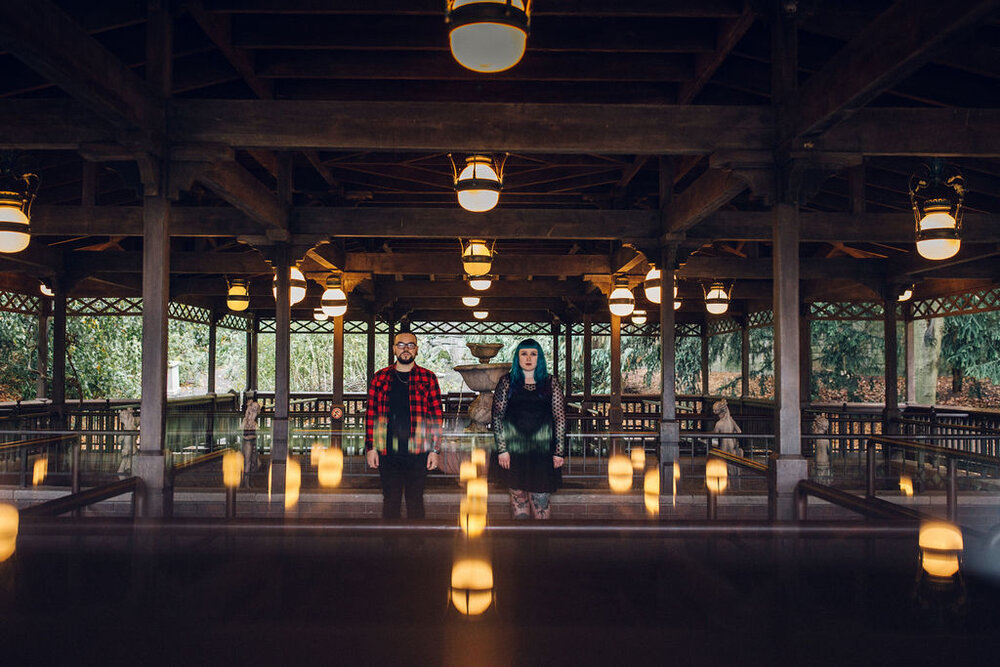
[365,331,442,519]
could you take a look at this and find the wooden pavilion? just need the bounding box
[1,0,1000,516]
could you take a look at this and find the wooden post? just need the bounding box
[740,316,750,398]
[700,322,710,397]
[207,311,217,393]
[246,314,258,392]
[366,310,376,381]
[610,313,623,431]
[551,320,560,381]
[564,322,573,399]
[883,289,900,434]
[773,201,807,518]
[50,279,67,427]
[332,313,345,444]
[271,244,291,495]
[387,319,396,367]
[659,264,679,464]
[582,313,593,407]
[36,298,49,400]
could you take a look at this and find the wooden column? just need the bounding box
[883,290,900,433]
[36,299,49,400]
[609,313,623,431]
[740,317,750,398]
[551,321,560,380]
[136,187,170,515]
[246,314,258,392]
[582,313,593,406]
[271,244,291,495]
[700,323,710,396]
[50,279,67,427]
[366,310,377,380]
[387,319,396,367]
[773,201,807,518]
[564,322,573,399]
[659,263,679,463]
[332,313,345,444]
[207,311,217,393]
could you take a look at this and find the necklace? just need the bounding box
[394,369,410,384]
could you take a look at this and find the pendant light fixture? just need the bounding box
[313,307,328,322]
[473,310,489,320]
[226,278,250,312]
[446,0,529,74]
[897,285,914,302]
[39,282,53,298]
[461,238,494,275]
[704,282,731,315]
[631,309,647,326]
[643,265,661,304]
[608,276,635,317]
[910,159,964,261]
[272,266,307,306]
[0,170,39,254]
[451,154,506,212]
[462,295,481,307]
[468,275,493,291]
[674,284,681,310]
[320,274,348,318]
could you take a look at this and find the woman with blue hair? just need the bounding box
[491,338,567,519]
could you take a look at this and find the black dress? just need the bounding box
[491,374,566,493]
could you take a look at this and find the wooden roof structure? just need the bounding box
[2,0,1000,325]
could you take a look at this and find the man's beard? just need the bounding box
[396,352,415,364]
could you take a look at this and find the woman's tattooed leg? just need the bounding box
[529,492,551,519]
[509,489,531,519]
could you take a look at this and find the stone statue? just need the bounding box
[116,407,138,475]
[811,413,832,482]
[241,398,262,475]
[712,399,743,457]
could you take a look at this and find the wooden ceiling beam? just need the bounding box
[346,253,610,276]
[375,279,599,300]
[667,168,748,234]
[67,251,270,275]
[677,4,756,104]
[814,108,1000,157]
[677,256,886,281]
[191,162,287,232]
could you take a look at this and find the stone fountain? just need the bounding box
[454,342,508,432]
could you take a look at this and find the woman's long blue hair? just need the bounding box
[508,338,550,390]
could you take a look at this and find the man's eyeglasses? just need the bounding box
[394,342,417,350]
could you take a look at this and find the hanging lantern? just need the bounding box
[468,275,493,291]
[452,155,506,212]
[461,238,494,275]
[446,0,529,73]
[644,265,662,304]
[631,309,647,326]
[313,307,328,322]
[705,457,728,494]
[704,281,731,315]
[910,160,964,261]
[39,282,53,297]
[608,276,635,317]
[608,454,632,493]
[450,557,495,615]
[462,295,481,307]
[226,278,250,312]
[674,300,682,310]
[223,450,244,489]
[897,285,914,302]
[473,310,489,320]
[919,521,963,579]
[272,266,307,305]
[0,170,39,254]
[318,447,344,488]
[320,274,348,317]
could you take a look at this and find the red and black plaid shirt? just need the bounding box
[364,363,443,454]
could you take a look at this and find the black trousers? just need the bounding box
[379,453,428,519]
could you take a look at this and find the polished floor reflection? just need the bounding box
[1,525,998,665]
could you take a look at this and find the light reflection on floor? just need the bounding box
[0,525,998,666]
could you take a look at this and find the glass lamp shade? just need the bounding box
[674,300,682,311]
[450,558,494,615]
[608,285,635,317]
[472,310,489,320]
[448,0,528,74]
[462,239,493,275]
[39,282,53,297]
[313,307,328,322]
[897,287,913,302]
[643,266,662,304]
[456,157,502,212]
[0,204,30,253]
[462,296,481,307]
[916,205,961,260]
[919,521,963,579]
[608,454,632,493]
[272,267,307,305]
[226,279,250,311]
[468,276,493,291]
[320,278,348,318]
[705,457,728,494]
[704,282,730,315]
[631,309,647,326]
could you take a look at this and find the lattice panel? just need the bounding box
[408,320,551,336]
[217,313,252,331]
[68,297,142,316]
[810,301,884,321]
[0,290,40,315]
[168,302,212,324]
[257,318,381,334]
[676,322,701,338]
[910,287,1000,320]
[747,309,773,329]
[345,320,368,334]
[291,319,336,334]
[707,317,740,336]
[621,322,660,337]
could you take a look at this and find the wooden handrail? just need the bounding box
[20,476,143,518]
[0,433,77,453]
[868,435,1000,466]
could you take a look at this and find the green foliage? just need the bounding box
[810,319,885,401]
[65,316,143,399]
[940,311,1000,384]
[0,312,38,400]
[675,336,702,394]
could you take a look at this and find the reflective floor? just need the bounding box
[1,523,999,666]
